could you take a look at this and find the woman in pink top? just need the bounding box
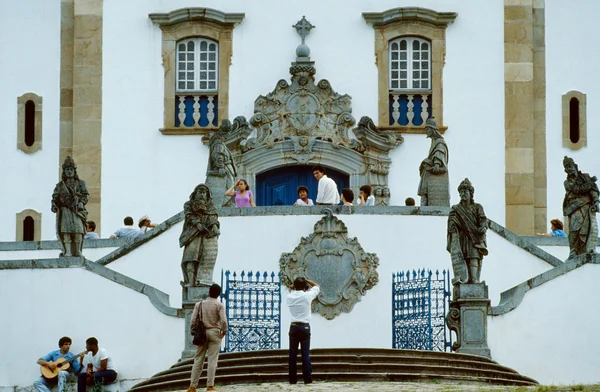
[225,179,256,208]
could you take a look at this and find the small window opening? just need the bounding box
[569,97,580,144]
[23,216,34,241]
[24,100,35,147]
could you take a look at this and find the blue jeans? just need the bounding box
[77,370,117,392]
[288,323,312,384]
[34,371,68,392]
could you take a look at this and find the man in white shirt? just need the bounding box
[313,166,340,205]
[287,277,320,385]
[109,216,142,239]
[77,337,117,392]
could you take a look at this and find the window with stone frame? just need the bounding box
[175,37,219,128]
[149,8,245,135]
[363,7,457,133]
[389,36,432,127]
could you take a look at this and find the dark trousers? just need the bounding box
[288,323,312,384]
[77,370,118,392]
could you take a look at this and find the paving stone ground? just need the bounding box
[182,382,600,392]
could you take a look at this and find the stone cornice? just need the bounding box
[363,7,457,28]
[149,8,245,27]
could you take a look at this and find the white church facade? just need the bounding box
[1,0,600,390]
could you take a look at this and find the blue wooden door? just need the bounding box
[255,166,349,206]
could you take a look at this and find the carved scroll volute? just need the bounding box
[446,304,461,351]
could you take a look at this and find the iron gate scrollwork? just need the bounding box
[221,270,281,352]
[392,269,451,351]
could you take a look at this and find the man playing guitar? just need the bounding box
[34,336,82,392]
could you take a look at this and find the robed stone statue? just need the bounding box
[563,156,599,259]
[179,184,220,286]
[418,117,449,206]
[447,178,488,284]
[51,156,89,257]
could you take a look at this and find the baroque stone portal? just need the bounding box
[201,17,403,204]
[279,209,379,320]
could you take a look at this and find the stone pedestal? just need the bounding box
[423,172,450,207]
[181,282,211,359]
[205,175,229,208]
[446,283,492,359]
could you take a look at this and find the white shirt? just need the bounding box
[294,198,314,206]
[82,348,117,372]
[360,195,375,206]
[287,286,320,323]
[316,175,340,205]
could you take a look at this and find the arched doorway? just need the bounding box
[255,166,349,206]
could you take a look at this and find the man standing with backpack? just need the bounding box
[187,284,227,392]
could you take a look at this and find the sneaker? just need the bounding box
[206,387,216,391]
[186,388,197,392]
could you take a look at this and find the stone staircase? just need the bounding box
[130,348,537,391]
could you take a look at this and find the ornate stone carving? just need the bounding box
[204,119,249,206]
[279,210,379,320]
[445,305,461,351]
[447,178,488,285]
[563,156,600,259]
[418,117,449,206]
[179,184,220,286]
[199,19,404,202]
[245,71,357,151]
[51,156,89,257]
[446,179,492,359]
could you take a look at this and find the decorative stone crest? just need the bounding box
[279,210,379,320]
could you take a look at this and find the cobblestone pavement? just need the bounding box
[182,382,600,392]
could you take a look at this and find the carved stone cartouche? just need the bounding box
[279,209,379,320]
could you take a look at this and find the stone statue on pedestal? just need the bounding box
[179,184,220,286]
[445,178,491,359]
[418,117,449,206]
[447,178,488,284]
[51,156,89,257]
[563,156,599,259]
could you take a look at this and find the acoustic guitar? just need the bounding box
[40,351,86,380]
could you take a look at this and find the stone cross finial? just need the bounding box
[293,16,315,44]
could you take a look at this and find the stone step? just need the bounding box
[130,348,537,392]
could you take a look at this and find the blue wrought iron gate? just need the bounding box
[221,270,281,352]
[392,269,452,351]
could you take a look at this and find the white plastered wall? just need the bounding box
[0,268,183,388]
[545,1,600,224]
[108,214,553,342]
[0,0,61,241]
[489,263,600,385]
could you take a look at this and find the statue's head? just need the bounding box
[299,136,309,147]
[563,156,578,177]
[425,117,442,139]
[458,178,475,203]
[374,186,383,197]
[382,187,390,197]
[211,144,227,169]
[61,156,79,181]
[190,184,212,203]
